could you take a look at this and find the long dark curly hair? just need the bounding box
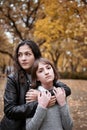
[13,39,41,84]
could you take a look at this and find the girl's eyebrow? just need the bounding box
[37,64,50,70]
[37,67,43,70]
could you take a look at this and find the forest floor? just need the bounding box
[0,78,87,130]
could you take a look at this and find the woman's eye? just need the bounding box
[18,53,22,57]
[25,52,31,56]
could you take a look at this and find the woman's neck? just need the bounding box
[25,68,31,74]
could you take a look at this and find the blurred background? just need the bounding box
[0,0,87,130]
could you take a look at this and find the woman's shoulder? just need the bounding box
[7,72,18,82]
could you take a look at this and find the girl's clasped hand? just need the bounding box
[26,87,66,108]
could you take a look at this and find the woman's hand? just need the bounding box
[53,87,66,106]
[48,95,56,107]
[26,89,40,103]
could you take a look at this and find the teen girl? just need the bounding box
[26,58,73,130]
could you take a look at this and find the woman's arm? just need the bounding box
[54,81,71,97]
[4,75,38,120]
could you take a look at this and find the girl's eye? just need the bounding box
[47,65,51,69]
[38,70,43,73]
[47,67,51,69]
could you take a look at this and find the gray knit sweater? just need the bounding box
[26,87,73,130]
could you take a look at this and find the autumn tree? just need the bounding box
[34,0,87,72]
[0,25,14,72]
[0,0,87,73]
[0,0,43,65]
[0,25,14,58]
[0,0,41,49]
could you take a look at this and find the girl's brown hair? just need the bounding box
[31,58,59,88]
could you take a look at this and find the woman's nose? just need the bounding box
[22,55,26,60]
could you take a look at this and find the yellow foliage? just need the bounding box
[34,17,64,44]
[34,0,87,72]
[84,37,87,44]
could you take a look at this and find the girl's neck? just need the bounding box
[42,82,53,90]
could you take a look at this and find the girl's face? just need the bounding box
[18,44,35,72]
[36,62,55,89]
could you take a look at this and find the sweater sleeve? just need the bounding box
[26,105,47,130]
[59,103,73,130]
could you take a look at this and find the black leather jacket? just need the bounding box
[0,73,71,130]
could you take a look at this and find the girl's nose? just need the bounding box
[44,69,49,75]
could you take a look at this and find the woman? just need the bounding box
[0,40,71,130]
[1,40,41,130]
[26,58,73,130]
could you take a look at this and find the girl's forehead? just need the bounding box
[38,62,50,68]
[38,61,48,65]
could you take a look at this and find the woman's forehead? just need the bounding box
[18,44,32,52]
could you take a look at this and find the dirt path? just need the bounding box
[62,79,87,130]
[0,78,6,119]
[0,78,87,130]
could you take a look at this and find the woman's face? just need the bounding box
[18,44,35,72]
[36,62,54,89]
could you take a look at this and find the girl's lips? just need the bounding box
[45,75,52,79]
[21,63,29,66]
[22,62,28,65]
